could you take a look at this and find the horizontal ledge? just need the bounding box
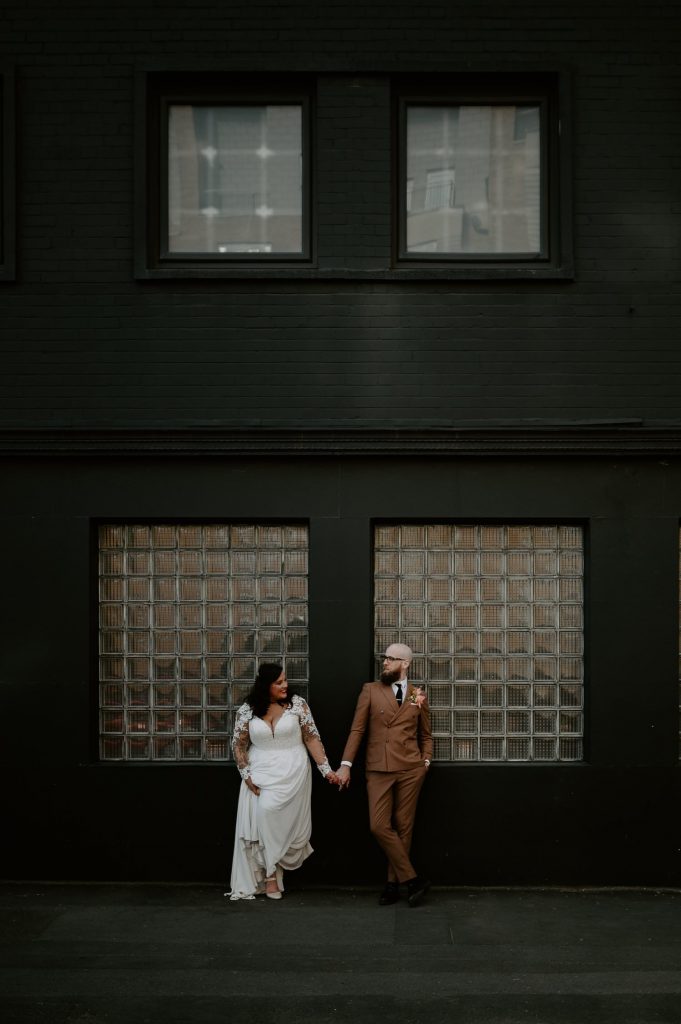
[136,266,574,282]
[1,423,681,457]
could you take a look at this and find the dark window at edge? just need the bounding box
[0,69,16,282]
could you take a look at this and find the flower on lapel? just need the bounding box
[409,687,426,707]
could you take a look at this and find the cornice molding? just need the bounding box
[1,424,681,457]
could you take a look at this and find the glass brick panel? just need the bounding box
[508,738,531,760]
[433,736,453,760]
[206,737,230,760]
[481,683,503,707]
[481,710,504,733]
[153,737,177,759]
[101,683,124,707]
[429,683,454,707]
[98,522,308,761]
[481,737,505,760]
[428,553,452,577]
[427,658,452,682]
[101,710,124,733]
[431,710,453,734]
[454,738,478,760]
[101,736,125,759]
[374,523,584,762]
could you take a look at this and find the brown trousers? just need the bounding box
[366,765,426,883]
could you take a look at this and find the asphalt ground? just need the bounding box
[2,883,681,1024]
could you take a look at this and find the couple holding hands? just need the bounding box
[227,643,432,907]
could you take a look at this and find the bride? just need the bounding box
[227,663,339,900]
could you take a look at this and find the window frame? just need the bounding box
[393,74,573,279]
[94,519,310,765]
[135,70,572,282]
[136,72,314,278]
[372,519,586,764]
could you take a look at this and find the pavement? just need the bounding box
[1,883,681,1024]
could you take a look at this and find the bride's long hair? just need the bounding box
[246,662,295,719]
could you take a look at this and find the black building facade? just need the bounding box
[2,0,681,886]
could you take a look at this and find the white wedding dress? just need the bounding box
[227,695,331,900]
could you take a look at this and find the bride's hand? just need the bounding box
[245,778,260,796]
[325,770,341,785]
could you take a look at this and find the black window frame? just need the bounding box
[0,67,16,282]
[136,72,314,278]
[393,73,573,279]
[136,70,572,282]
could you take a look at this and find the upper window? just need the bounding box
[404,104,542,256]
[167,104,305,257]
[396,75,571,276]
[137,72,571,280]
[137,74,311,275]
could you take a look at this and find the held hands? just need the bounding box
[335,765,351,790]
[325,769,341,786]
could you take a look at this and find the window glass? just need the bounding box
[167,105,304,255]
[405,104,541,257]
[98,523,309,761]
[374,524,584,762]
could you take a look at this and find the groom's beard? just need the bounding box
[380,668,401,685]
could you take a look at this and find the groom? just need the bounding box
[337,643,432,906]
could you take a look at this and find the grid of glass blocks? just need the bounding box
[374,524,584,762]
[98,523,308,761]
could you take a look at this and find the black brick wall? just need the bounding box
[2,1,681,886]
[0,0,679,429]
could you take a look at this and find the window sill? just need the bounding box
[135,262,575,282]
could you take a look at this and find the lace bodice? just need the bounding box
[232,694,332,781]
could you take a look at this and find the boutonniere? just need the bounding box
[409,687,426,707]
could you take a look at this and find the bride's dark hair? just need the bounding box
[246,662,294,719]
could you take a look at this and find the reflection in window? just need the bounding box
[168,105,303,255]
[374,524,584,762]
[405,105,541,256]
[98,523,309,761]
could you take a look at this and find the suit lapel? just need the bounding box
[378,682,400,719]
[393,682,415,718]
[377,681,415,718]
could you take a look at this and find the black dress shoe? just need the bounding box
[406,876,431,907]
[378,882,400,905]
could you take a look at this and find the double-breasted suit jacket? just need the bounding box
[341,682,433,771]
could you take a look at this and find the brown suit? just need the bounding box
[342,681,433,883]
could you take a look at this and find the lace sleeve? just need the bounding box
[293,695,332,777]
[232,703,254,780]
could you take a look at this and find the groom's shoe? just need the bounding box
[406,876,431,907]
[378,882,400,906]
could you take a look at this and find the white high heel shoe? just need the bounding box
[265,876,282,900]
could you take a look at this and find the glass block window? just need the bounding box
[374,524,584,762]
[98,524,308,761]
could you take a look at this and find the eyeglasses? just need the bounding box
[382,655,404,662]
